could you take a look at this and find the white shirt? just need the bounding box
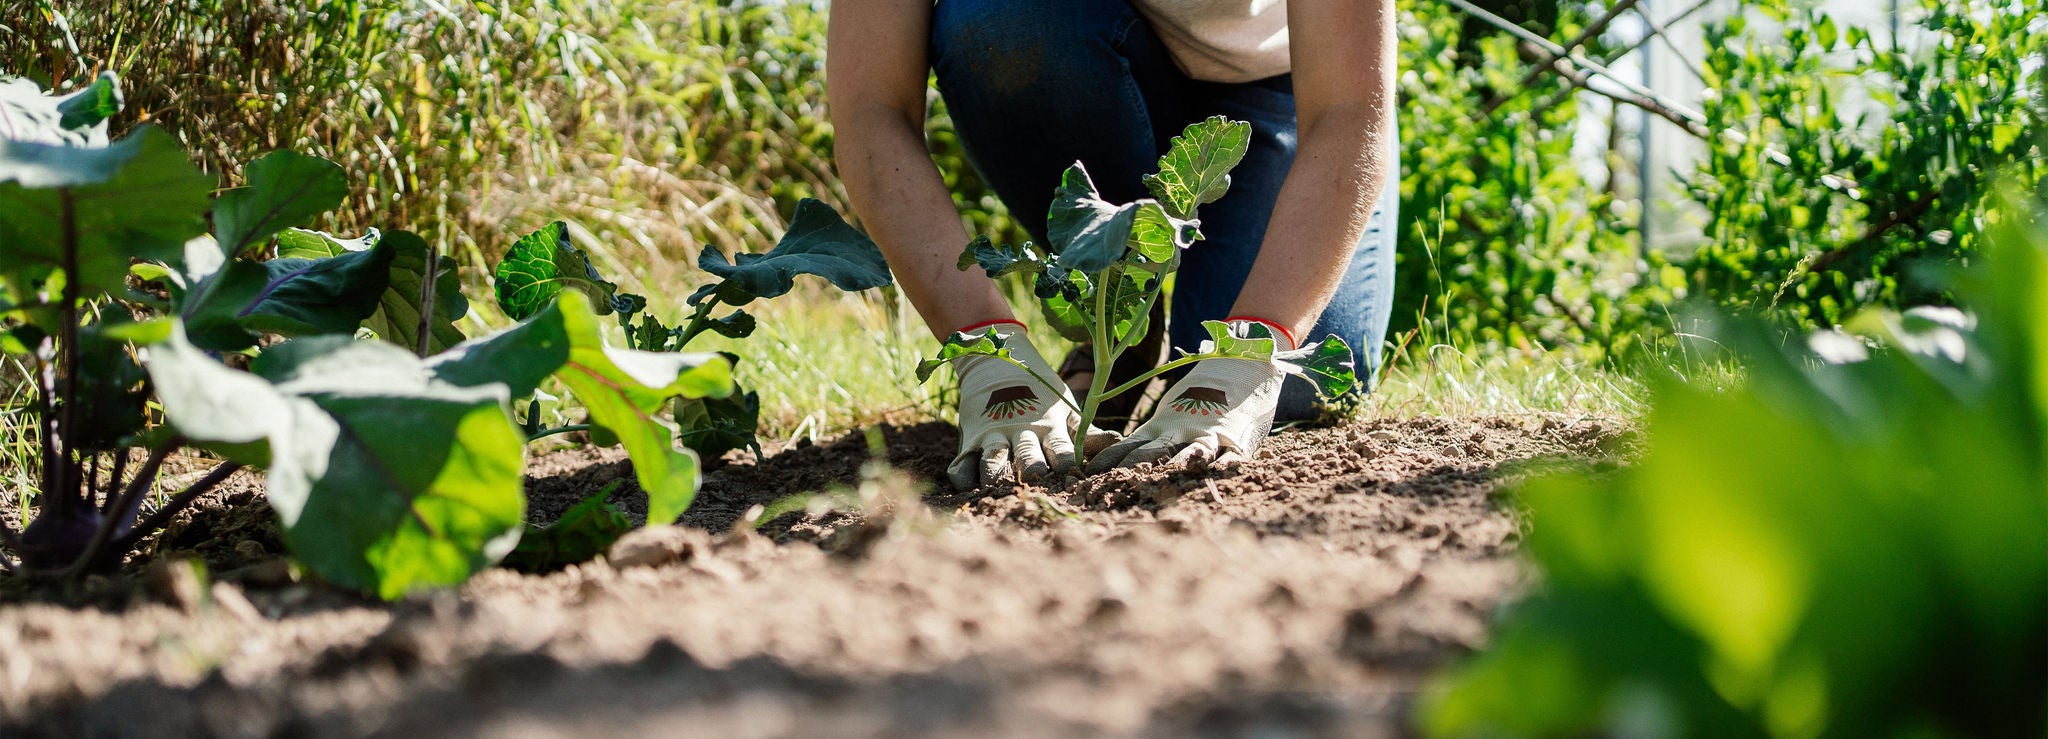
[1132,0,1290,83]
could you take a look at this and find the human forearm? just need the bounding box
[1229,103,1396,343]
[833,108,1013,338]
[826,0,1012,340]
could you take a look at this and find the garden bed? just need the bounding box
[0,414,1626,737]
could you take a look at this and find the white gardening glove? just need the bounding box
[949,322,1113,489]
[1086,319,1289,473]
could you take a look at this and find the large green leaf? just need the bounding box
[697,198,893,305]
[212,150,348,257]
[1045,163,1142,274]
[1141,116,1252,219]
[429,292,733,526]
[178,233,396,351]
[0,73,117,147]
[149,328,527,600]
[0,126,213,296]
[1276,335,1358,399]
[492,221,620,320]
[281,228,468,354]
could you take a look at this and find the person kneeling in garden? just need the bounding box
[829,0,1399,488]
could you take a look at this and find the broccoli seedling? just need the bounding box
[916,117,1358,465]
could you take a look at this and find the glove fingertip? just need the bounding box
[947,452,982,491]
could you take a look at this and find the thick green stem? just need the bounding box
[1074,274,1115,464]
[1097,353,1215,401]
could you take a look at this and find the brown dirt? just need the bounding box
[0,414,1629,738]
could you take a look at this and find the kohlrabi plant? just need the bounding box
[914,117,1357,462]
[0,72,734,598]
[489,198,893,464]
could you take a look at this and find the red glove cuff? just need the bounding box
[1224,315,1298,351]
[954,319,1027,336]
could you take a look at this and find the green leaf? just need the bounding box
[958,235,1048,278]
[0,126,213,296]
[0,73,117,147]
[1142,116,1252,219]
[674,383,762,465]
[1199,319,1278,360]
[1276,335,1358,399]
[1037,269,1095,343]
[705,310,755,339]
[1814,16,1838,51]
[697,198,893,305]
[257,339,525,600]
[212,150,348,257]
[429,291,734,526]
[493,221,619,321]
[916,330,1008,383]
[1127,201,1198,263]
[1046,163,1143,274]
[276,227,380,258]
[500,482,632,573]
[54,73,121,134]
[278,228,468,354]
[179,233,397,351]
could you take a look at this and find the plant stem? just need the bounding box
[112,461,242,556]
[1076,273,1114,464]
[52,190,83,518]
[526,424,592,442]
[672,298,720,348]
[1098,354,1213,401]
[62,439,177,579]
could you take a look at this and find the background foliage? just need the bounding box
[5,0,2039,355]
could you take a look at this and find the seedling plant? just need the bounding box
[917,117,1357,464]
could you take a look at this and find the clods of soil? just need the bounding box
[0,414,1628,738]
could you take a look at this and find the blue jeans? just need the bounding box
[929,0,1398,421]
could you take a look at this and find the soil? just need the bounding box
[0,414,1629,738]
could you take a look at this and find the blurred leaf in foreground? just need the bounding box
[1424,192,2048,737]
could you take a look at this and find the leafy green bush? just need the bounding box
[1393,0,1661,359]
[1685,0,2047,329]
[0,73,733,598]
[1423,191,2048,736]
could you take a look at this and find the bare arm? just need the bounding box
[1228,0,1399,345]
[827,0,1014,339]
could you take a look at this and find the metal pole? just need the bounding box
[1637,0,1656,257]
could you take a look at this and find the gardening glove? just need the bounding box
[1086,319,1289,473]
[949,321,1114,489]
